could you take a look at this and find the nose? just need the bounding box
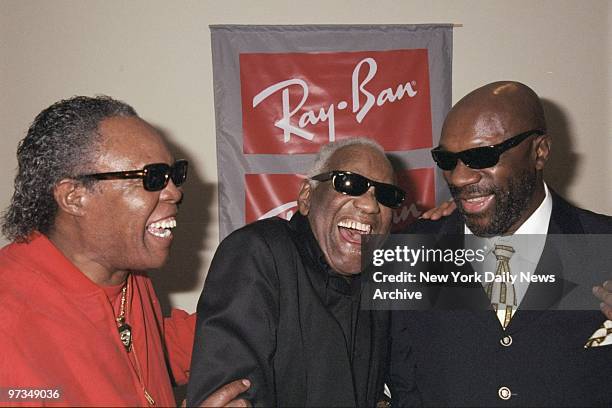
[160,178,183,204]
[353,186,380,213]
[445,160,481,189]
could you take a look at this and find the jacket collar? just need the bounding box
[440,189,584,235]
[431,191,583,332]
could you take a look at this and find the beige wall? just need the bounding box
[1,0,610,312]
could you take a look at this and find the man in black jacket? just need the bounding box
[187,138,404,406]
[390,81,612,406]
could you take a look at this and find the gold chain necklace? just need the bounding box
[114,279,156,405]
[116,281,132,352]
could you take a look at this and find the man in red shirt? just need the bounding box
[0,96,248,406]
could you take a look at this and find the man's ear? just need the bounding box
[534,134,552,170]
[297,180,313,216]
[53,179,90,217]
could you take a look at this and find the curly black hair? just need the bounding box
[1,95,137,242]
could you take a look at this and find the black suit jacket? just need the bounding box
[187,214,389,407]
[390,192,612,407]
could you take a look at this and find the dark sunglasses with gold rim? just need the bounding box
[77,159,188,191]
[311,170,406,209]
[431,129,545,171]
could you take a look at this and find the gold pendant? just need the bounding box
[118,323,132,351]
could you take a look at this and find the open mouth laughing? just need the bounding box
[146,216,176,238]
[459,194,494,214]
[337,219,372,244]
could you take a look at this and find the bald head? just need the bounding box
[443,81,546,141]
[439,81,552,236]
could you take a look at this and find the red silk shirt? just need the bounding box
[0,233,195,406]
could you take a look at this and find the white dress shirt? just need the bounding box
[466,183,553,307]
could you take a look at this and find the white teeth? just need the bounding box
[148,228,171,238]
[147,217,176,238]
[337,219,372,234]
[149,218,176,229]
[466,195,492,203]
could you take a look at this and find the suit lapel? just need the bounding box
[438,194,586,333]
[547,190,584,234]
[506,192,585,332]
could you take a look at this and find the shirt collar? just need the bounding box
[465,182,553,263]
[464,182,552,236]
[4,232,112,296]
[514,182,552,234]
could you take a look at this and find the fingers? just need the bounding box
[441,200,457,216]
[593,282,612,320]
[602,302,612,320]
[419,207,438,220]
[420,199,456,220]
[593,281,611,303]
[225,398,251,407]
[200,379,251,407]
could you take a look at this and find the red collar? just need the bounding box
[3,232,108,296]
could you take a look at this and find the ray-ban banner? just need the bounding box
[211,25,454,239]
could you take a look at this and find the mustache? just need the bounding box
[448,183,497,199]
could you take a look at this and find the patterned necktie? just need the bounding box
[486,244,516,329]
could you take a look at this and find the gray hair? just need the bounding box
[2,95,137,242]
[306,137,386,186]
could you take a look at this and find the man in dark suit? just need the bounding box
[390,81,612,407]
[187,138,404,407]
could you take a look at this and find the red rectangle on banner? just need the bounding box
[392,167,436,232]
[245,174,304,224]
[245,168,435,232]
[240,49,432,154]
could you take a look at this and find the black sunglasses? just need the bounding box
[78,160,188,191]
[431,129,545,171]
[311,170,405,209]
